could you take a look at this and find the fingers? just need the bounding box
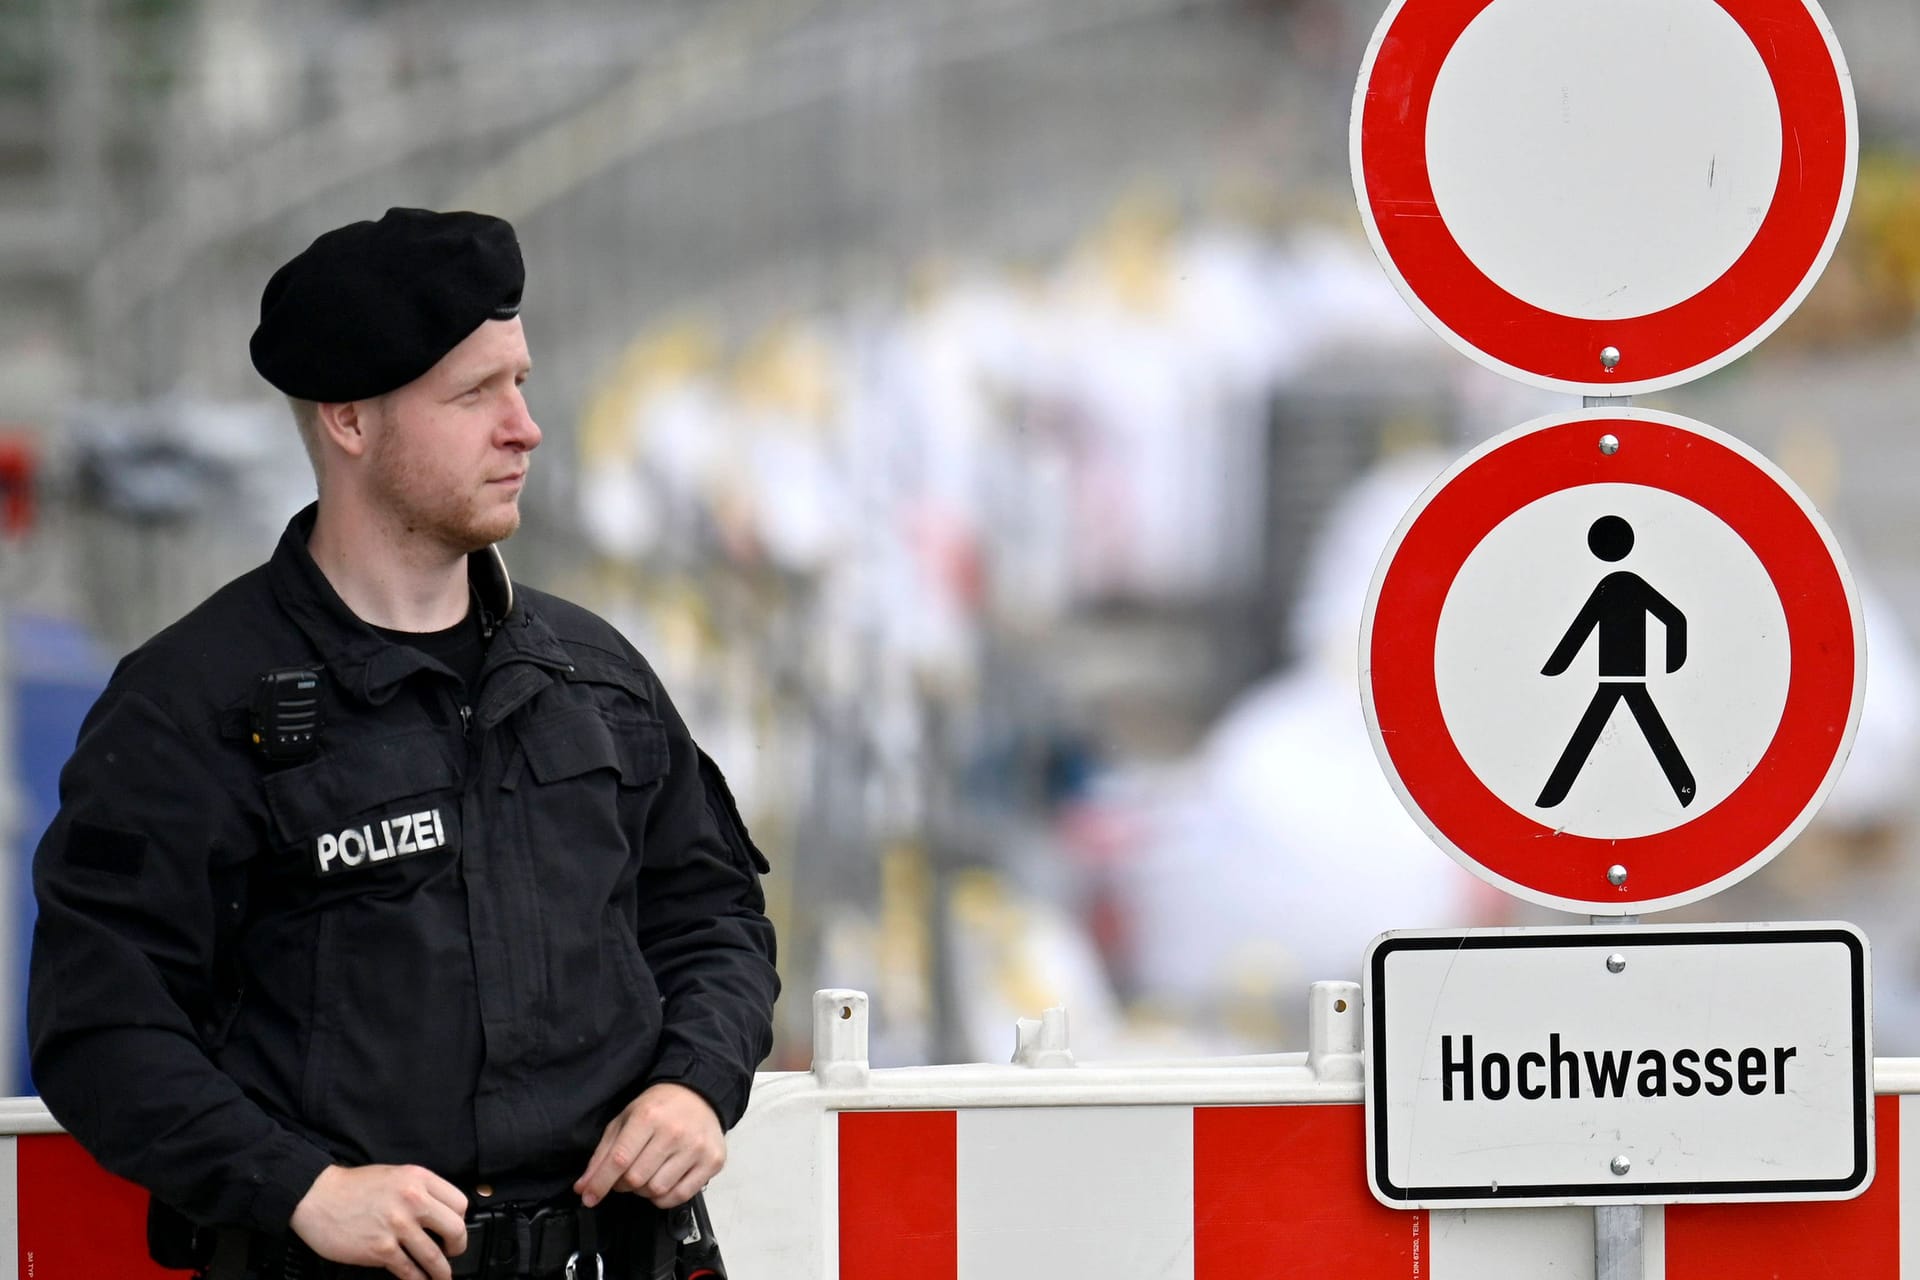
[385,1174,465,1263]
[652,1165,709,1211]
[577,1116,659,1208]
[629,1137,725,1207]
[573,1115,626,1204]
[576,1086,726,1208]
[418,1194,469,1259]
[620,1145,690,1200]
[421,1171,470,1221]
[375,1235,429,1280]
[574,1116,619,1197]
[393,1222,452,1280]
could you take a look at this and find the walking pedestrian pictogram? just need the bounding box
[1361,410,1861,914]
[1536,515,1696,810]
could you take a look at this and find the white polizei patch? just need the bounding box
[0,1137,17,1280]
[1435,482,1790,840]
[314,808,449,875]
[955,1107,1194,1280]
[1425,0,1781,320]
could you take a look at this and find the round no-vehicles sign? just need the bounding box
[1361,409,1864,914]
[1351,0,1857,395]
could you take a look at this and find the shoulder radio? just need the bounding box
[249,667,324,763]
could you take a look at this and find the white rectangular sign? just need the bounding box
[1365,923,1871,1208]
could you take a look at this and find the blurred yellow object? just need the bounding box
[1086,186,1180,315]
[950,868,1063,1021]
[1219,940,1299,1049]
[731,322,840,425]
[1377,412,1444,459]
[1856,151,1920,323]
[1779,150,1920,347]
[1774,422,1840,510]
[577,320,720,465]
[878,844,935,1027]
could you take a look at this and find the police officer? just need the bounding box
[27,208,779,1280]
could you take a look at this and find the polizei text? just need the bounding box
[314,808,448,876]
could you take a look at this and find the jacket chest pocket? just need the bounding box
[261,728,462,890]
[506,706,669,883]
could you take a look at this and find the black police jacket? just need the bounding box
[27,505,779,1235]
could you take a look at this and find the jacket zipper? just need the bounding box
[462,605,492,740]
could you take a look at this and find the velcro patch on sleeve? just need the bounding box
[63,820,150,877]
[698,748,772,875]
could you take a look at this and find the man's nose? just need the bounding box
[502,386,542,451]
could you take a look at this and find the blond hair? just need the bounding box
[287,397,323,480]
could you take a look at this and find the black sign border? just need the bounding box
[1368,926,1871,1203]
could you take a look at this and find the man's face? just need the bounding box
[365,317,540,554]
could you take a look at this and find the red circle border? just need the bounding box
[1366,415,1859,909]
[1357,0,1853,391]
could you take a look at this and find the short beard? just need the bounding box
[367,428,520,555]
[394,495,520,557]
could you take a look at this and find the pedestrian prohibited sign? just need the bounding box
[1360,409,1864,914]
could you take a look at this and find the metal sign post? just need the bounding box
[1592,910,1641,1280]
[1593,1201,1643,1280]
[1586,386,1644,1276]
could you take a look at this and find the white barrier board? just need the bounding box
[1366,924,1871,1208]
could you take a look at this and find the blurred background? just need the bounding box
[4,0,1920,1087]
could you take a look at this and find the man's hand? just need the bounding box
[574,1082,725,1210]
[289,1164,469,1280]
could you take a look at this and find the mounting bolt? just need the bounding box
[1599,434,1620,455]
[1607,953,1627,974]
[1601,346,1622,370]
[1607,864,1629,887]
[1611,1155,1632,1176]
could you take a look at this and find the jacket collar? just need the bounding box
[267,503,568,704]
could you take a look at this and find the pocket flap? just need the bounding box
[263,728,457,843]
[521,708,669,786]
[560,652,653,702]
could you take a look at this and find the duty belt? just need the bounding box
[452,1202,601,1279]
[213,1200,603,1280]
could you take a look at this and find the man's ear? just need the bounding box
[316,399,373,459]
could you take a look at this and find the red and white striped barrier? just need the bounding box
[0,1098,175,1278]
[831,1098,1914,1278]
[719,990,1920,1279]
[7,989,1920,1277]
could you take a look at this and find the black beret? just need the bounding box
[250,207,524,402]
